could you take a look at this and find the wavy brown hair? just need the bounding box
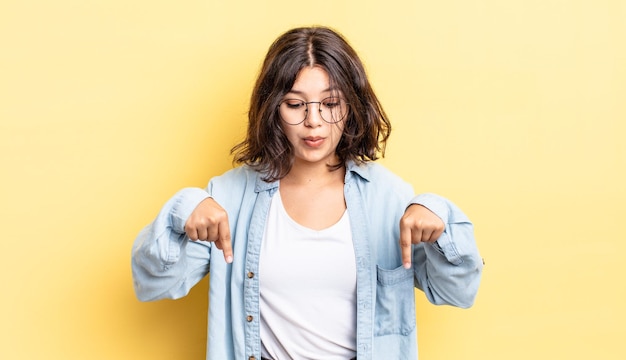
[231,26,391,182]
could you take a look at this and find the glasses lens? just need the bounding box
[279,99,307,125]
[320,97,347,123]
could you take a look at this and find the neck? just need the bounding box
[283,160,345,186]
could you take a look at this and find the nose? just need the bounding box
[304,102,323,127]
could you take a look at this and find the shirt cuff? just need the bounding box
[410,193,450,223]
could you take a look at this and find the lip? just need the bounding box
[303,136,324,148]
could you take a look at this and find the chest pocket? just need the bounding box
[374,265,416,336]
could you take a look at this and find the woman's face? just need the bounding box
[279,66,346,167]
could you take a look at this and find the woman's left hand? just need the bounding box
[399,204,445,269]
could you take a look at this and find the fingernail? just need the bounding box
[226,255,233,264]
[403,262,411,269]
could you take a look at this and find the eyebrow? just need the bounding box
[286,88,338,96]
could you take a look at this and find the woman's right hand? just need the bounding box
[184,197,233,264]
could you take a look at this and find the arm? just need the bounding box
[131,187,212,301]
[401,193,483,308]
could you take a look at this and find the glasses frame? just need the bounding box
[277,97,350,125]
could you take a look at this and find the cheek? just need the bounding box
[280,125,296,142]
[283,128,298,145]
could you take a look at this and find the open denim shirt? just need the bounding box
[132,161,483,360]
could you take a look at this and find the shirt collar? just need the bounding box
[253,160,372,193]
[345,160,371,183]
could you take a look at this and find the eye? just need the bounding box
[322,97,342,108]
[283,99,305,109]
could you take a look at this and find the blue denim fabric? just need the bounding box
[132,161,483,360]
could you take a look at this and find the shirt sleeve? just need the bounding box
[410,193,483,308]
[131,187,212,301]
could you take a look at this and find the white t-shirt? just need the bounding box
[259,191,357,360]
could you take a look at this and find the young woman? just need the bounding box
[132,26,483,360]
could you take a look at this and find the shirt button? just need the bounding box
[247,271,255,278]
[247,315,253,322]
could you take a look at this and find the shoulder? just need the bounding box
[349,161,410,186]
[348,161,414,200]
[209,165,258,184]
[207,165,266,196]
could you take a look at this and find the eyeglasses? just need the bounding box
[278,97,349,125]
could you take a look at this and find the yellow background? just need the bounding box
[1,0,624,359]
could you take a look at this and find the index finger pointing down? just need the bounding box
[399,222,412,269]
[218,218,233,264]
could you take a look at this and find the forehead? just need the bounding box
[288,66,333,95]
